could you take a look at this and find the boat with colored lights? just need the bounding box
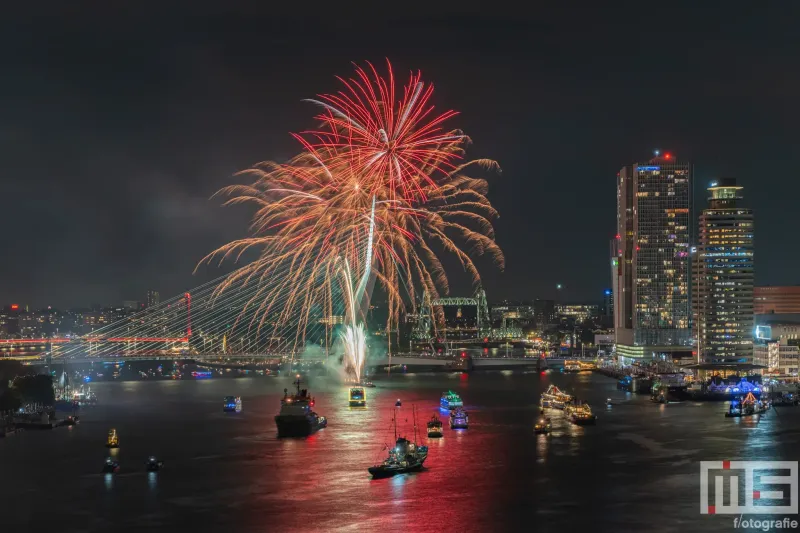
[223,396,242,413]
[449,407,469,429]
[349,386,366,407]
[105,428,119,448]
[566,403,596,425]
[440,390,463,410]
[540,385,572,410]
[726,392,769,418]
[275,378,327,437]
[426,414,443,438]
[534,416,551,434]
[369,406,428,478]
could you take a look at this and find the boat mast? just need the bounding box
[413,404,417,443]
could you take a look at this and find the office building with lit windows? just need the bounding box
[613,152,693,362]
[693,178,754,366]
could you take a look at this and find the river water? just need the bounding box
[2,370,798,532]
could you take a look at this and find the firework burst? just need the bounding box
[201,60,503,349]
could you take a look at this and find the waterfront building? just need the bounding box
[693,178,754,365]
[754,338,800,375]
[754,286,800,315]
[613,152,693,362]
[755,323,800,343]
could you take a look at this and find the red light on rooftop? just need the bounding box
[664,153,672,159]
[10,304,18,310]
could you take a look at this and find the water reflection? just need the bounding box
[148,472,158,491]
[104,473,113,490]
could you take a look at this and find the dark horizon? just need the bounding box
[2,5,799,308]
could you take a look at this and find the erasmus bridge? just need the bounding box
[0,271,533,368]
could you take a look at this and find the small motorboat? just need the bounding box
[223,396,242,413]
[534,416,551,434]
[146,456,164,472]
[65,415,80,426]
[395,399,402,407]
[449,407,469,429]
[349,386,366,407]
[102,457,120,474]
[427,414,443,438]
[606,398,613,407]
[105,428,119,448]
[363,381,376,388]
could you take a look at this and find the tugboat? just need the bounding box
[223,396,242,413]
[368,405,428,478]
[534,416,551,434]
[449,407,469,429]
[349,386,366,407]
[102,457,120,473]
[105,428,119,448]
[275,378,327,437]
[440,390,463,411]
[726,392,769,418]
[427,414,443,438]
[146,456,164,472]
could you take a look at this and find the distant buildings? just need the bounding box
[556,304,598,323]
[533,299,555,327]
[146,290,161,308]
[613,153,693,362]
[754,286,800,315]
[693,178,754,365]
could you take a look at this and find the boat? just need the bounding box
[449,407,469,429]
[349,386,366,407]
[65,415,79,426]
[369,405,428,478]
[105,429,119,448]
[540,385,572,409]
[395,398,402,407]
[440,390,463,410]
[426,414,443,438]
[223,396,242,413]
[726,392,769,418]
[534,416,551,434]
[102,457,120,473]
[363,381,376,388]
[146,456,164,472]
[275,378,327,437]
[567,403,596,425]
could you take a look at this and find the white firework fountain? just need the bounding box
[337,196,376,384]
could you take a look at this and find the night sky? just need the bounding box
[2,5,799,308]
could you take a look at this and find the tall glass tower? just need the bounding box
[614,153,693,362]
[694,178,754,364]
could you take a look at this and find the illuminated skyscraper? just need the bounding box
[613,152,693,362]
[694,178,754,364]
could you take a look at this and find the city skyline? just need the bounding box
[2,7,800,308]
